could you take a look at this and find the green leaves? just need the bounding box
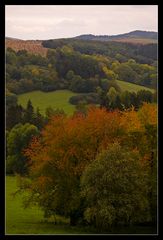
[81,143,151,228]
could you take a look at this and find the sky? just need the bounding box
[5,5,158,40]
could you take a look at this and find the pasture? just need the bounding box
[18,90,78,115]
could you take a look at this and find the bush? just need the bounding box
[69,93,100,105]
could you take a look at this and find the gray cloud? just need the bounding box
[5,5,158,40]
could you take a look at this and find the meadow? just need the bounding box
[18,90,79,115]
[6,176,156,235]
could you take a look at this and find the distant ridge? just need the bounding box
[74,30,158,42]
[6,30,158,42]
[5,30,158,54]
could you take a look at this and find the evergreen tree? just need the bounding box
[23,100,34,124]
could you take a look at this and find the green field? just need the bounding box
[6,176,156,234]
[116,80,155,93]
[18,90,79,115]
[18,84,155,116]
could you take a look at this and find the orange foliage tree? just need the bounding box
[20,104,157,225]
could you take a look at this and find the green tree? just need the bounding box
[6,123,39,175]
[45,107,65,120]
[6,104,24,130]
[81,143,151,230]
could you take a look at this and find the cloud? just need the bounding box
[5,5,158,40]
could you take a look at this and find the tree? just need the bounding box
[74,101,88,116]
[137,90,153,106]
[23,100,34,124]
[6,123,39,175]
[21,108,123,225]
[33,107,46,130]
[138,103,157,223]
[6,90,17,107]
[114,63,139,83]
[17,105,157,228]
[120,103,157,223]
[45,107,65,120]
[81,143,151,230]
[107,87,118,110]
[6,104,24,130]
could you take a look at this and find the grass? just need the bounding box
[18,90,79,115]
[5,176,96,234]
[116,80,155,93]
[6,176,157,235]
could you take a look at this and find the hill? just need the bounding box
[74,30,158,44]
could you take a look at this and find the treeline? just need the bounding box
[69,89,156,110]
[6,43,157,96]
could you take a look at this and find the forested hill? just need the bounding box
[73,30,158,43]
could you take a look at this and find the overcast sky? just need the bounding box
[5,5,158,40]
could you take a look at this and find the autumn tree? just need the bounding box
[21,107,123,225]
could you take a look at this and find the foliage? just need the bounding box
[21,108,122,223]
[99,89,154,110]
[6,123,39,175]
[69,93,100,105]
[81,143,151,229]
[18,104,157,227]
[42,39,157,64]
[6,41,157,97]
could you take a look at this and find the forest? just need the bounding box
[6,38,158,234]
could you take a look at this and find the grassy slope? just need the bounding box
[6,176,156,234]
[116,80,155,93]
[18,90,78,115]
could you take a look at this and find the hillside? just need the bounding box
[5,38,48,56]
[6,30,157,103]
